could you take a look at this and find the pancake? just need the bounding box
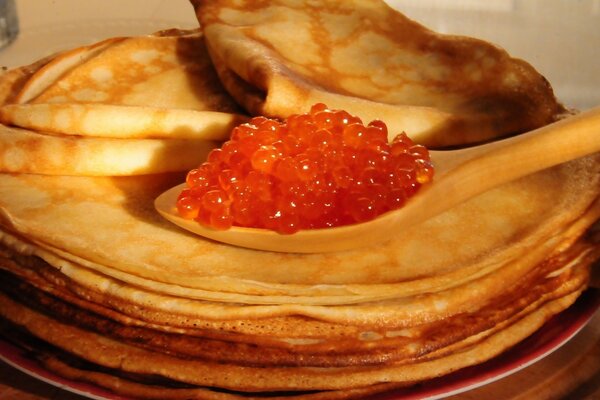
[0,319,410,400]
[0,30,245,176]
[0,188,596,399]
[0,29,246,140]
[191,0,566,147]
[0,125,218,176]
[14,30,227,109]
[0,157,597,307]
[0,239,593,366]
[0,281,587,395]
[11,37,124,104]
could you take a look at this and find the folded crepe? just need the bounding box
[191,0,566,147]
[0,29,246,175]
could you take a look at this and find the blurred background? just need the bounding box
[1,0,598,110]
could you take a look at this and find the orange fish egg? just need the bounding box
[177,104,434,234]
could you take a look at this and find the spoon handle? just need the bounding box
[431,106,600,210]
[381,106,600,248]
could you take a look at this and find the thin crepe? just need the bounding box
[0,29,246,140]
[0,31,242,176]
[0,280,586,394]
[0,156,598,322]
[0,241,593,364]
[0,158,598,298]
[0,125,217,176]
[192,0,566,146]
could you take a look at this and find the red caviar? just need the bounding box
[176,104,434,234]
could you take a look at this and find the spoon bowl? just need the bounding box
[155,107,600,253]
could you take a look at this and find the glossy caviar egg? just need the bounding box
[177,104,434,234]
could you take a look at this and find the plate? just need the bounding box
[1,289,599,400]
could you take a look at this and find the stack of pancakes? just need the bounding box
[0,1,598,399]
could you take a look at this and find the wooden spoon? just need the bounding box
[155,107,600,253]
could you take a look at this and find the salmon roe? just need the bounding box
[176,104,434,234]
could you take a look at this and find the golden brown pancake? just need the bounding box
[0,30,245,176]
[0,208,596,399]
[191,0,566,147]
[12,37,124,104]
[0,320,412,400]
[0,158,597,308]
[0,241,592,367]
[0,282,587,394]
[0,29,246,140]
[0,143,597,400]
[0,124,218,176]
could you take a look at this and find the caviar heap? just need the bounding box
[177,104,434,234]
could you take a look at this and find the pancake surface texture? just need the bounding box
[191,0,565,146]
[0,2,598,399]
